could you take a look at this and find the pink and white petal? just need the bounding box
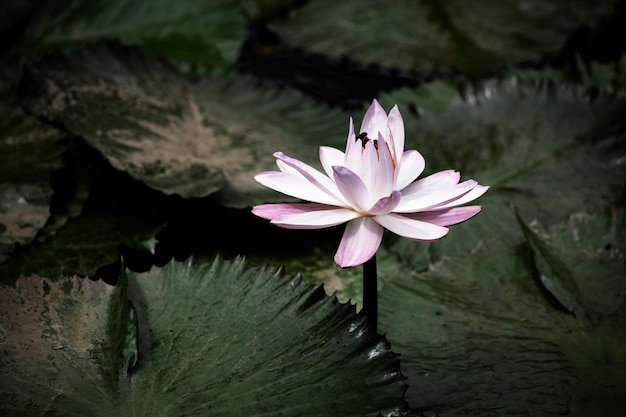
[401,170,461,196]
[395,150,425,190]
[370,132,395,198]
[255,172,344,206]
[405,206,482,226]
[333,166,369,212]
[367,190,401,215]
[429,185,489,209]
[344,117,358,158]
[319,146,345,178]
[360,99,388,139]
[274,152,344,202]
[394,180,478,213]
[374,213,449,241]
[252,203,333,220]
[272,207,360,229]
[334,217,384,267]
[387,105,405,160]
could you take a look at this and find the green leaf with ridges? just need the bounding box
[0,257,407,416]
[20,41,349,206]
[266,0,615,75]
[381,211,626,415]
[7,0,244,73]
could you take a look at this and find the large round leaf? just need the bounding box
[380,212,626,416]
[20,41,349,206]
[266,0,616,75]
[381,82,626,264]
[8,0,244,72]
[0,257,406,416]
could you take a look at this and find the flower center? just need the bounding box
[357,131,378,150]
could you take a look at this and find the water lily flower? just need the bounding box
[253,99,488,268]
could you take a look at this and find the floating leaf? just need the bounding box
[0,211,163,284]
[0,257,406,416]
[8,0,244,72]
[383,82,626,264]
[380,211,626,415]
[20,41,348,206]
[267,0,615,75]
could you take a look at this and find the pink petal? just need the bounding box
[387,105,405,161]
[345,117,357,150]
[374,213,449,241]
[252,203,331,220]
[395,150,425,190]
[367,190,401,215]
[255,172,343,206]
[394,180,478,213]
[319,146,345,179]
[334,217,384,267]
[430,185,489,209]
[274,152,344,203]
[359,99,388,141]
[370,131,395,199]
[271,207,360,229]
[405,206,482,226]
[333,165,369,212]
[401,170,461,196]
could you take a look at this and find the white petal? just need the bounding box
[334,217,384,267]
[272,207,360,229]
[370,132,395,199]
[387,105,405,161]
[395,150,425,190]
[404,206,482,226]
[333,166,369,212]
[319,146,345,179]
[255,172,343,206]
[274,152,345,203]
[401,170,461,196]
[359,99,388,140]
[394,180,478,213]
[429,185,489,209]
[252,203,330,220]
[374,213,449,241]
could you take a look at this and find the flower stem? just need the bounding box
[362,254,378,332]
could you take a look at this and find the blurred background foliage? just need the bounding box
[1,0,625,415]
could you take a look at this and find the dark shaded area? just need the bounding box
[236,2,626,109]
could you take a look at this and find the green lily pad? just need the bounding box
[20,41,349,206]
[0,211,163,285]
[380,211,626,415]
[382,82,626,265]
[266,0,615,75]
[6,0,244,73]
[0,257,406,416]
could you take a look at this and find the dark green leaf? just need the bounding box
[0,211,162,284]
[266,0,615,75]
[381,211,626,415]
[20,41,349,206]
[384,82,626,264]
[7,0,244,72]
[0,257,407,416]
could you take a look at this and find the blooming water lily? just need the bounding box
[253,99,488,268]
